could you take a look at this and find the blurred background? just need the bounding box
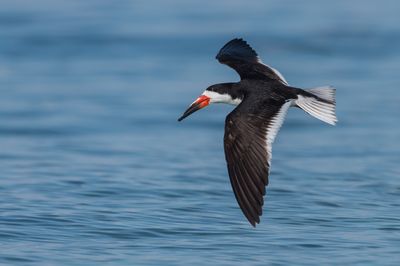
[0,0,399,265]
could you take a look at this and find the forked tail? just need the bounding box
[295,86,337,125]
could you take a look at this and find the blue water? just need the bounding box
[1,1,400,265]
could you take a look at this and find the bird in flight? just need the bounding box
[178,38,337,227]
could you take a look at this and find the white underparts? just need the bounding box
[202,90,242,105]
[295,86,337,125]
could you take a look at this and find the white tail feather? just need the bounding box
[295,86,337,125]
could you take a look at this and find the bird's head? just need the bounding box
[178,84,242,121]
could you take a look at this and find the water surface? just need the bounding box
[0,1,399,265]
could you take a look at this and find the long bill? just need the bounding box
[178,95,210,121]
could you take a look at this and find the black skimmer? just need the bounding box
[178,38,337,227]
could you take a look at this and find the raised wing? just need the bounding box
[216,38,288,84]
[224,99,291,226]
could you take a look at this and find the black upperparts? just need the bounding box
[216,38,259,64]
[215,38,288,83]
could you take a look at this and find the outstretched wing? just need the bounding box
[224,99,291,226]
[216,38,288,84]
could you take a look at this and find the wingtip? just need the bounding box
[230,37,249,47]
[249,220,259,228]
[247,215,261,227]
[216,37,258,63]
